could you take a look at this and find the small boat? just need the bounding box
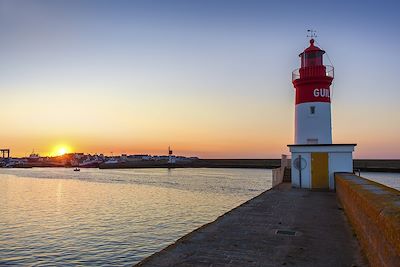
[73,168,80,172]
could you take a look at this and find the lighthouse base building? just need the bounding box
[288,144,356,190]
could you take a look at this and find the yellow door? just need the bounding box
[311,152,329,189]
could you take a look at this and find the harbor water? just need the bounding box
[360,171,400,190]
[0,168,272,266]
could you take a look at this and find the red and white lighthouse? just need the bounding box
[292,38,334,144]
[287,37,356,190]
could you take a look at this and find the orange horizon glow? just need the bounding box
[3,137,400,159]
[1,100,399,159]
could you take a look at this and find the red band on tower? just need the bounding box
[296,87,330,104]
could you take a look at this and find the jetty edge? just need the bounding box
[134,178,372,266]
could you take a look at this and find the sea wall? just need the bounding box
[353,159,400,172]
[272,155,291,187]
[335,173,400,267]
[99,159,281,169]
[98,159,400,171]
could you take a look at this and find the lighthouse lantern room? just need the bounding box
[288,37,356,190]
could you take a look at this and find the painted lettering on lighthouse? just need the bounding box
[295,86,331,104]
[313,88,330,98]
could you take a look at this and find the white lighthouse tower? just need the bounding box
[288,35,356,190]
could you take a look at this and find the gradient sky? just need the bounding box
[0,0,399,158]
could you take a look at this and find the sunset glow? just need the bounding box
[53,145,71,156]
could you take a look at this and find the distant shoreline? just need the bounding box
[98,159,400,173]
[8,159,400,173]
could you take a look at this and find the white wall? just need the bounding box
[295,102,332,144]
[328,152,353,189]
[291,152,311,188]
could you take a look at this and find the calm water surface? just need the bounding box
[360,172,400,190]
[0,168,272,266]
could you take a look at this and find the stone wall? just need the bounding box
[335,173,400,267]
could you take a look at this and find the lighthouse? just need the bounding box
[287,36,356,190]
[293,38,334,145]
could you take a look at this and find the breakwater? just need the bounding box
[99,159,400,172]
[135,183,366,266]
[335,172,400,267]
[353,159,400,172]
[135,172,400,266]
[99,159,281,169]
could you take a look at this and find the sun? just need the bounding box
[58,147,67,156]
[53,145,71,156]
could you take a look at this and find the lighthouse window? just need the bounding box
[310,106,316,115]
[306,52,317,59]
[305,51,323,59]
[307,138,318,144]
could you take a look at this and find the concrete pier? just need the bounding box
[135,183,366,267]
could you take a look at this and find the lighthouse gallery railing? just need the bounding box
[292,65,334,81]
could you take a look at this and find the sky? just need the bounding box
[0,0,399,158]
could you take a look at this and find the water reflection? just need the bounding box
[0,168,271,266]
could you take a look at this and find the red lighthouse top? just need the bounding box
[292,38,334,82]
[299,39,325,68]
[292,38,334,105]
[303,39,322,52]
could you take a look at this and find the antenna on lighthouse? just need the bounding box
[307,29,317,39]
